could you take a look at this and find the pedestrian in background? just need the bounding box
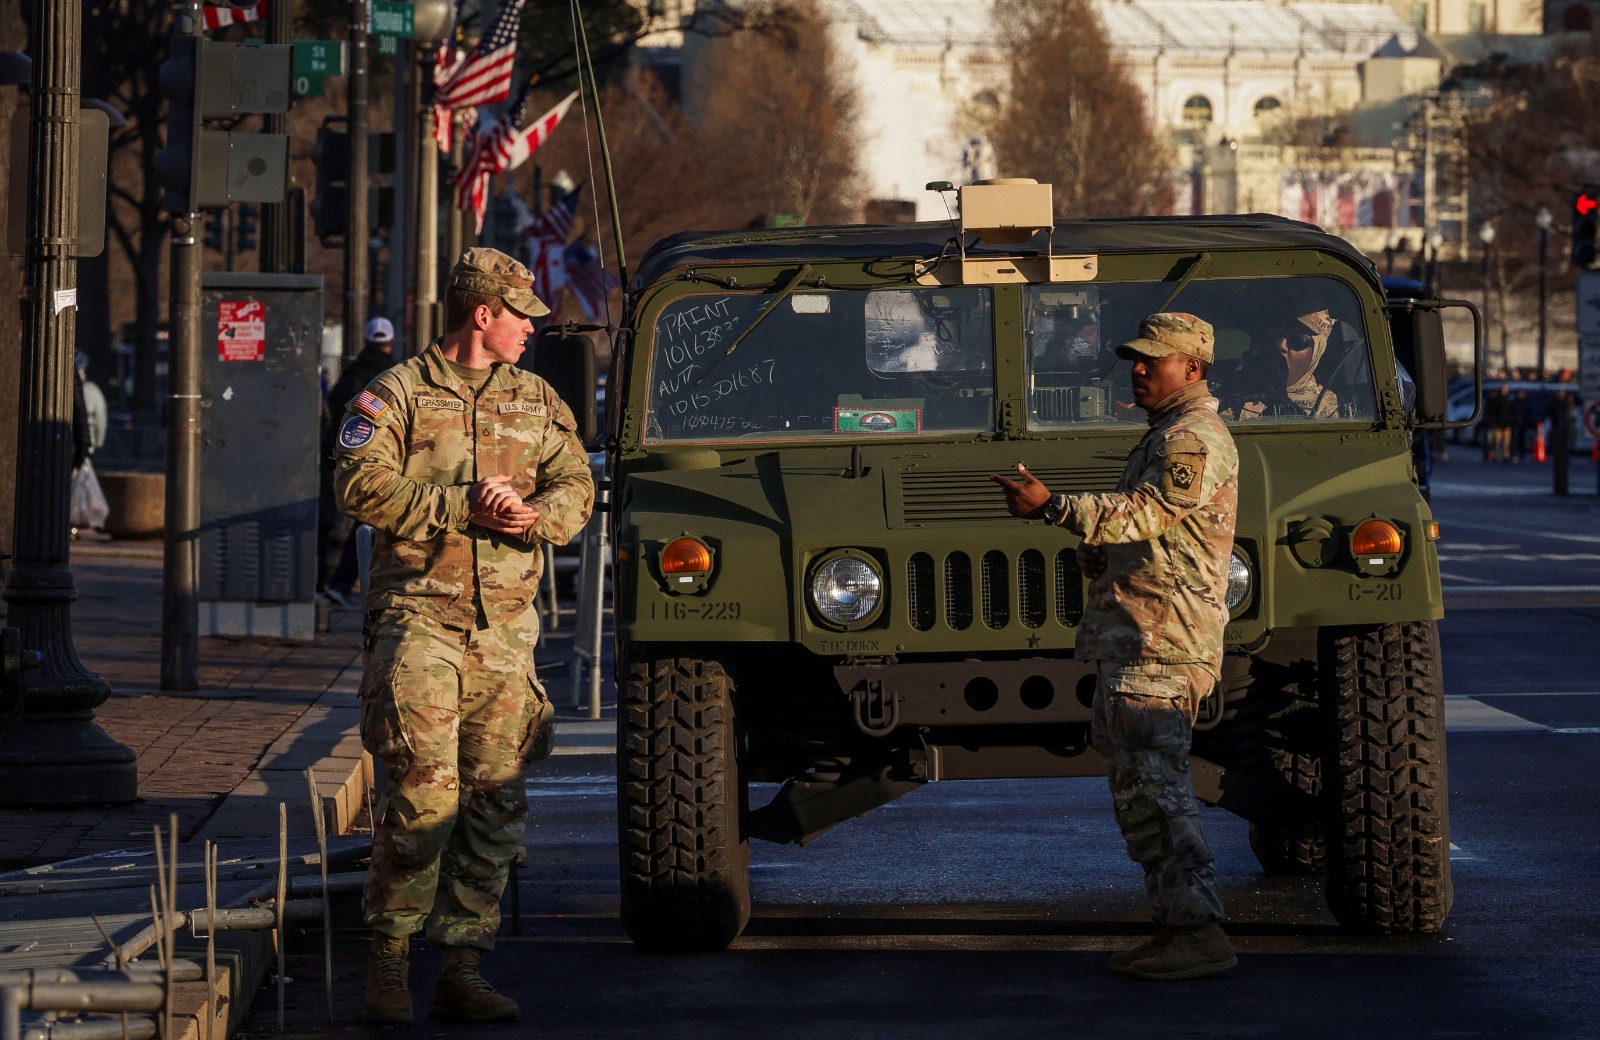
[1483,385,1512,462]
[1547,389,1577,496]
[1512,387,1533,462]
[992,312,1240,980]
[334,249,594,1025]
[319,317,400,606]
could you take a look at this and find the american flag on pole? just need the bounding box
[434,0,526,110]
[527,187,581,300]
[203,1,263,30]
[454,89,578,230]
[563,241,620,323]
[432,46,465,153]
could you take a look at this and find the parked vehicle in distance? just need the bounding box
[1446,380,1590,451]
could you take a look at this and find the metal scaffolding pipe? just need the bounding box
[22,1018,158,1040]
[0,963,201,989]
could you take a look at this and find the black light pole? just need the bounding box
[1537,206,1552,381]
[344,0,370,361]
[1479,221,1496,372]
[0,0,136,803]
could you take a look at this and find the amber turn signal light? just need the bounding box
[661,537,712,575]
[1351,518,1404,558]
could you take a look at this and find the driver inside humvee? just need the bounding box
[1214,305,1344,420]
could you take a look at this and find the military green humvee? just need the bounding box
[605,180,1480,952]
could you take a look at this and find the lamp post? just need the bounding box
[0,0,137,802]
[408,0,455,353]
[1479,221,1496,373]
[1537,206,1552,381]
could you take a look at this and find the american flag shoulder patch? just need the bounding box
[352,390,391,423]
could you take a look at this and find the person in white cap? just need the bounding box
[319,317,400,605]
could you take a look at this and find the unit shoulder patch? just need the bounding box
[339,415,376,450]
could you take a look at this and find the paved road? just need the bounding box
[244,453,1600,1040]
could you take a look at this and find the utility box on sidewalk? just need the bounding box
[199,272,324,639]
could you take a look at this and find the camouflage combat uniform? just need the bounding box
[334,342,594,949]
[1044,313,1239,930]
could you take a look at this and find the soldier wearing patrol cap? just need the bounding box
[992,311,1241,980]
[334,247,595,1023]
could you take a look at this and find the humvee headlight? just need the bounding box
[1225,548,1252,613]
[810,555,882,626]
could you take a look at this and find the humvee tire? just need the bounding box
[618,653,751,951]
[1248,822,1327,876]
[1322,621,1452,933]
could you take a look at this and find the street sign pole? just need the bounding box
[261,0,294,271]
[346,0,370,360]
[162,4,205,693]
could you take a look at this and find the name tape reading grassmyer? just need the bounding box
[653,296,779,435]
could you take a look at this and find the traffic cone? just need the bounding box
[1534,424,1547,463]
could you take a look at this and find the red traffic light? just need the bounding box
[1577,193,1599,217]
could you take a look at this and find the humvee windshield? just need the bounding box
[643,274,1377,444]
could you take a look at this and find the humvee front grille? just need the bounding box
[906,548,1083,632]
[895,465,1124,525]
[980,550,1009,629]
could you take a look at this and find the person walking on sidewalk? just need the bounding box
[991,312,1240,981]
[334,248,595,1025]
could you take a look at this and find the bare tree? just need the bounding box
[686,0,865,227]
[983,0,1170,217]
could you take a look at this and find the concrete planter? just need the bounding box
[99,470,165,539]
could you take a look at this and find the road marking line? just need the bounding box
[1440,518,1600,546]
[1552,727,1600,734]
[1438,571,1490,584]
[1447,691,1600,698]
[1443,584,1600,594]
[1444,698,1547,732]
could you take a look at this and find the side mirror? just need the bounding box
[1396,305,1448,423]
[1387,298,1481,429]
[530,329,597,445]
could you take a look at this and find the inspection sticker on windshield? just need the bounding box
[834,408,920,434]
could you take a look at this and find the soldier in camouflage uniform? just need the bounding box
[334,248,595,1023]
[993,312,1240,980]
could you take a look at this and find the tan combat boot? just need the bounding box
[1127,922,1238,980]
[430,947,520,1023]
[363,934,413,1025]
[1108,926,1174,974]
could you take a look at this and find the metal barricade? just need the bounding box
[569,479,610,720]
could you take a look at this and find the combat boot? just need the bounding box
[430,947,520,1022]
[1127,922,1237,980]
[363,934,413,1025]
[1108,926,1174,974]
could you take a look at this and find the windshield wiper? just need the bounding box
[693,263,813,387]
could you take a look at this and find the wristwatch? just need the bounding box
[1041,494,1066,526]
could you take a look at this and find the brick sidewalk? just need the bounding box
[0,540,369,869]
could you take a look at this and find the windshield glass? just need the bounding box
[645,286,994,442]
[1025,275,1378,429]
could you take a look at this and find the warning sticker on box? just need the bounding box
[218,300,266,362]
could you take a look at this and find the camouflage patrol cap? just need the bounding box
[1115,312,1215,364]
[448,247,550,318]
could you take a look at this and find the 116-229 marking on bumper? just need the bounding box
[649,600,743,621]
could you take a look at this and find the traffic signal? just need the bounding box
[1572,185,1600,268]
[155,34,293,213]
[312,121,350,242]
[237,204,258,252]
[203,211,224,251]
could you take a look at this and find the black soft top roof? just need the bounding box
[631,214,1377,292]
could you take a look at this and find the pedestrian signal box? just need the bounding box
[1573,186,1600,268]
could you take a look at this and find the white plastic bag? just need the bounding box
[70,460,109,530]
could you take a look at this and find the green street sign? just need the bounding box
[371,1,415,37]
[292,40,345,78]
[293,73,326,98]
[375,33,399,57]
